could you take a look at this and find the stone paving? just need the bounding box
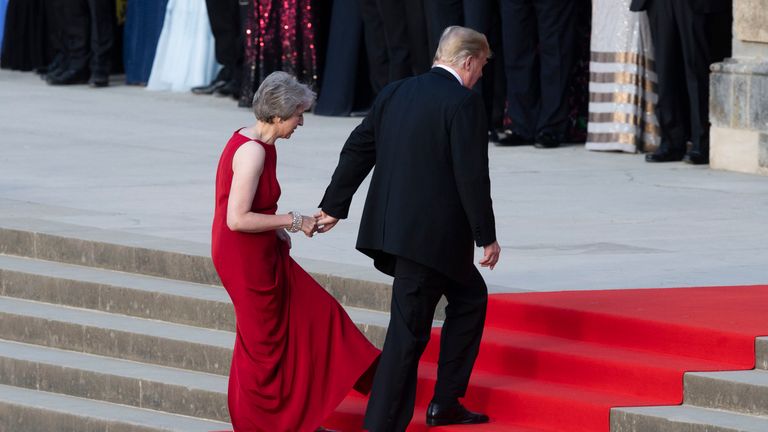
[1,69,766,293]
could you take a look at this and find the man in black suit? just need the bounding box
[359,0,430,94]
[498,0,578,148]
[191,0,244,98]
[632,0,732,164]
[317,26,500,431]
[47,0,115,87]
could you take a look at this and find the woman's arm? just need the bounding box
[226,142,292,233]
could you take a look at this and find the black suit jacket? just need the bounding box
[630,0,730,13]
[320,67,496,283]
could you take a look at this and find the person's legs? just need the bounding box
[500,0,538,140]
[532,0,577,144]
[645,0,688,160]
[675,2,731,163]
[432,268,487,404]
[364,257,443,432]
[86,0,115,86]
[360,0,389,93]
[423,0,463,59]
[376,0,415,81]
[48,0,90,84]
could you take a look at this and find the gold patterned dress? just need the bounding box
[586,0,660,153]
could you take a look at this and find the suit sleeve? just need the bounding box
[450,91,496,247]
[318,106,377,219]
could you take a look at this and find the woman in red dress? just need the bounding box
[211,71,380,431]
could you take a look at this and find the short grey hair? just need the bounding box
[252,71,316,123]
[433,26,491,66]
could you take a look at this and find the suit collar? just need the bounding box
[430,66,463,86]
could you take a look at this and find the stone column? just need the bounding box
[709,0,768,175]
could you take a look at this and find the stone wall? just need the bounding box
[709,0,768,175]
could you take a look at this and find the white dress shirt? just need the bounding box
[433,64,463,86]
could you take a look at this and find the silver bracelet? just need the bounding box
[287,211,302,233]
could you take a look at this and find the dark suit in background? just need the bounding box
[499,0,578,142]
[205,0,243,88]
[423,0,506,134]
[631,0,732,162]
[60,0,115,78]
[359,0,430,93]
[320,67,496,431]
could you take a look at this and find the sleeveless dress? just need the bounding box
[211,130,380,432]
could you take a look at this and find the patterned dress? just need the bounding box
[586,0,660,153]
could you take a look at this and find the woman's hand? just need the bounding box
[300,215,318,237]
[276,228,292,248]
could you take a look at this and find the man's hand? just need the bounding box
[479,241,501,270]
[314,210,339,233]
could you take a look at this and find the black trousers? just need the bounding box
[500,0,577,139]
[360,0,429,93]
[61,0,114,74]
[205,0,243,85]
[423,0,506,130]
[645,1,731,154]
[363,257,487,432]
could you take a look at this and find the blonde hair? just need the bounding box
[433,26,491,66]
[252,71,316,123]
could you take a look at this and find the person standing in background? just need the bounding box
[499,0,579,148]
[47,0,115,87]
[634,0,732,164]
[359,0,430,95]
[586,0,660,153]
[191,0,243,99]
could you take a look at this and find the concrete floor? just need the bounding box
[1,69,766,293]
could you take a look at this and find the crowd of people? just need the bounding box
[0,0,732,163]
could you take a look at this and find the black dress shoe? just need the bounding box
[645,150,685,162]
[534,131,560,148]
[496,129,534,146]
[192,79,227,95]
[214,80,241,99]
[683,150,709,165]
[47,69,89,85]
[426,401,490,426]
[89,73,109,88]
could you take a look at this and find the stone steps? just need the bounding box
[0,254,391,346]
[0,384,229,432]
[0,339,229,421]
[612,337,768,431]
[0,223,406,431]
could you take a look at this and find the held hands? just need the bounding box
[300,215,318,237]
[314,210,339,234]
[479,241,501,270]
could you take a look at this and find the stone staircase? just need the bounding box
[0,223,413,432]
[612,337,768,431]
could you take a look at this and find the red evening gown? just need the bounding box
[211,130,380,432]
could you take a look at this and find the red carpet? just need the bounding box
[324,285,768,431]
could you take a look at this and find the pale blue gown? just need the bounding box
[146,0,220,92]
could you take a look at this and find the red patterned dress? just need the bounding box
[211,130,379,431]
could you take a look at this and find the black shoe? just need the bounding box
[534,131,560,148]
[192,79,227,95]
[89,73,109,88]
[645,149,685,162]
[214,80,241,99]
[496,129,534,146]
[47,69,89,85]
[426,401,490,426]
[683,150,709,165]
